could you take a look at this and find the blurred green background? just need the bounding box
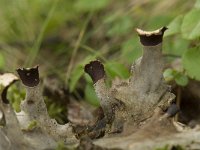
[1,0,200,123]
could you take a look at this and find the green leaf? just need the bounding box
[171,38,189,56]
[163,68,175,82]
[75,0,110,11]
[84,83,100,106]
[105,62,130,79]
[164,68,189,86]
[146,15,172,29]
[175,74,188,86]
[121,36,142,63]
[84,73,93,84]
[106,16,134,37]
[181,8,200,40]
[0,52,5,70]
[164,15,183,37]
[69,55,95,92]
[163,38,189,57]
[183,47,200,80]
[69,66,84,92]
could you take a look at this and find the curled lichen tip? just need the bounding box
[136,26,168,46]
[84,60,105,83]
[0,73,18,104]
[16,65,40,87]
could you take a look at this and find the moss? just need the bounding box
[27,120,38,130]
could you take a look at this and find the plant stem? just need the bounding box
[65,13,92,86]
[80,45,107,62]
[25,0,59,67]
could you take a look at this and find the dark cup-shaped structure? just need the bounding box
[16,66,39,87]
[136,27,167,46]
[84,60,105,84]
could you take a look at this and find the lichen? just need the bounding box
[84,27,178,134]
[17,66,78,144]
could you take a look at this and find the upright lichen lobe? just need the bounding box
[17,66,78,144]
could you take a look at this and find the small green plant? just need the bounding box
[27,120,38,130]
[44,96,67,124]
[165,0,200,82]
[7,84,25,112]
[164,68,189,86]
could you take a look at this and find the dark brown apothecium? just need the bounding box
[84,60,105,83]
[136,26,167,46]
[16,66,39,87]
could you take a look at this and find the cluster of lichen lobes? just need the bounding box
[84,27,177,134]
[0,27,181,150]
[17,66,77,144]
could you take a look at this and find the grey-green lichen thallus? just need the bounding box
[85,27,179,135]
[17,66,78,144]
